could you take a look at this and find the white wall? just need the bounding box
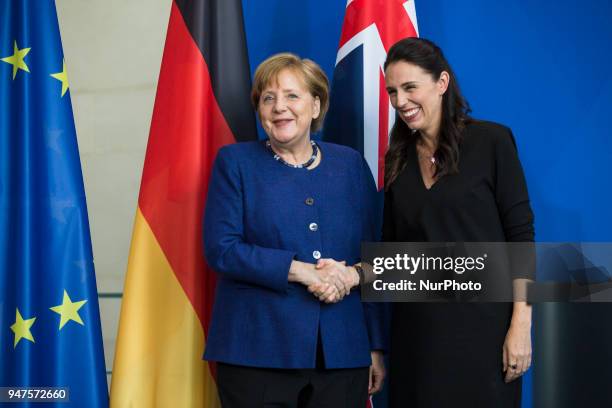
[56,0,172,386]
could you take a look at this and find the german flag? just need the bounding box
[110,0,255,406]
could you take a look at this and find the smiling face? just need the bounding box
[258,69,321,148]
[385,60,449,137]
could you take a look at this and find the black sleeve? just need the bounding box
[382,189,396,242]
[494,127,536,280]
[494,128,535,242]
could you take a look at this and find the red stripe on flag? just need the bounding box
[138,1,236,334]
[339,0,417,51]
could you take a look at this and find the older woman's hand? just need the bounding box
[289,259,358,303]
[308,282,341,303]
[307,259,359,303]
[317,259,353,296]
[289,260,342,302]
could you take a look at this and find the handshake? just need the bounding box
[289,259,361,303]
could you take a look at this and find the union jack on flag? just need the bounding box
[324,0,419,191]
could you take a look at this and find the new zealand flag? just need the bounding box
[324,0,419,191]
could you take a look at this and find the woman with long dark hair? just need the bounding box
[383,37,534,407]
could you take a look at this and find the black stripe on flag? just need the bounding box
[174,0,256,142]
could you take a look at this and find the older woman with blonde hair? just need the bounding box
[203,53,386,407]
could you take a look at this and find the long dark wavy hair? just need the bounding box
[384,38,471,189]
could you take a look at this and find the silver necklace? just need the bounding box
[265,140,318,169]
[416,141,436,165]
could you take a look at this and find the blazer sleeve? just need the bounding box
[203,146,296,293]
[494,127,536,280]
[359,156,390,351]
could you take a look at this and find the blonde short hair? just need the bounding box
[251,53,330,133]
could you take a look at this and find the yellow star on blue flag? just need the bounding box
[0,1,108,404]
[50,59,69,97]
[50,290,87,329]
[10,309,36,347]
[1,40,31,79]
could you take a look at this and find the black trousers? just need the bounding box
[216,363,369,408]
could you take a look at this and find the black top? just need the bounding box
[383,120,534,244]
[385,120,535,408]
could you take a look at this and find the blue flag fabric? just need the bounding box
[0,1,108,406]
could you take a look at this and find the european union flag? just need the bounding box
[0,1,108,406]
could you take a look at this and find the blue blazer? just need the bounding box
[203,141,386,369]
